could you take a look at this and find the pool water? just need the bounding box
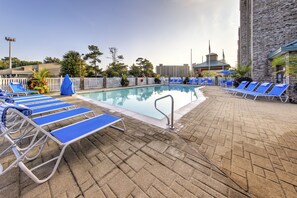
[79,85,199,119]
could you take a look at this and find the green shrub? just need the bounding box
[183,77,189,84]
[121,74,129,87]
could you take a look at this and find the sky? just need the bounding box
[0,0,239,70]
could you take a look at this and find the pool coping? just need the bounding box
[75,85,206,130]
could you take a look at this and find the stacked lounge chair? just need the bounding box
[0,95,125,184]
[9,82,39,96]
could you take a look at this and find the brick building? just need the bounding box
[238,0,297,101]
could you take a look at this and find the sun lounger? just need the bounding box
[31,103,74,115]
[207,78,213,85]
[9,82,39,96]
[237,82,272,98]
[24,100,64,108]
[224,81,248,92]
[244,84,289,102]
[200,78,206,85]
[187,78,194,84]
[232,82,259,96]
[13,94,49,101]
[226,80,233,87]
[0,108,125,183]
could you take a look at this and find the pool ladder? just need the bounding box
[154,95,174,130]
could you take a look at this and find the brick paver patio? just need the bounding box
[1,86,297,197]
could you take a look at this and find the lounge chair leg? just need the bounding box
[110,119,126,132]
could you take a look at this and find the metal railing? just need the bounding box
[154,95,174,129]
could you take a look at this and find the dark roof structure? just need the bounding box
[193,52,230,69]
[268,39,297,59]
[193,60,229,68]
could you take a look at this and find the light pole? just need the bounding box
[80,53,85,90]
[5,37,16,78]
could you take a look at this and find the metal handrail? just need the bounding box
[154,95,174,129]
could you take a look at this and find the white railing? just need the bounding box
[0,78,29,91]
[106,77,121,88]
[147,77,155,85]
[127,78,136,86]
[0,77,160,92]
[84,78,104,89]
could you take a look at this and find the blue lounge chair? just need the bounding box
[0,107,125,183]
[9,82,39,96]
[224,81,248,92]
[233,82,259,96]
[207,78,213,85]
[177,78,183,84]
[226,80,233,87]
[238,82,272,98]
[169,78,174,84]
[31,103,74,115]
[16,97,54,105]
[24,100,64,108]
[187,78,194,84]
[200,78,206,85]
[193,78,199,85]
[245,84,289,102]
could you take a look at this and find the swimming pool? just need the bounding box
[78,85,203,119]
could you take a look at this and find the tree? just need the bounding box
[0,57,42,69]
[43,57,61,64]
[84,45,103,76]
[108,47,124,63]
[105,62,128,77]
[129,64,142,77]
[60,51,84,77]
[235,64,251,77]
[28,68,51,93]
[136,58,154,77]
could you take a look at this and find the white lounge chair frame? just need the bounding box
[0,109,125,184]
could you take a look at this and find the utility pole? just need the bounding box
[5,37,16,78]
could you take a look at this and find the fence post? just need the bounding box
[103,77,106,88]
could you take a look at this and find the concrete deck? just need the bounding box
[1,86,297,197]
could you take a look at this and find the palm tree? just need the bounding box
[30,68,51,93]
[235,64,251,77]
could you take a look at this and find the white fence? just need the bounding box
[0,77,163,92]
[128,78,136,86]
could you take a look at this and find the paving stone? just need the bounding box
[145,163,177,186]
[107,171,136,198]
[141,146,175,168]
[89,158,116,181]
[244,143,268,158]
[264,170,279,183]
[193,170,229,196]
[132,168,155,192]
[153,179,180,198]
[0,182,19,198]
[146,186,166,198]
[83,184,105,198]
[281,160,297,175]
[250,153,274,171]
[247,172,285,198]
[232,155,252,172]
[125,154,147,172]
[147,140,169,153]
[131,187,149,198]
[172,159,194,180]
[170,181,186,196]
[275,169,297,186]
[101,184,117,198]
[253,165,265,177]
[165,146,185,160]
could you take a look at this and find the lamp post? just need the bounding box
[5,37,16,78]
[80,53,85,90]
